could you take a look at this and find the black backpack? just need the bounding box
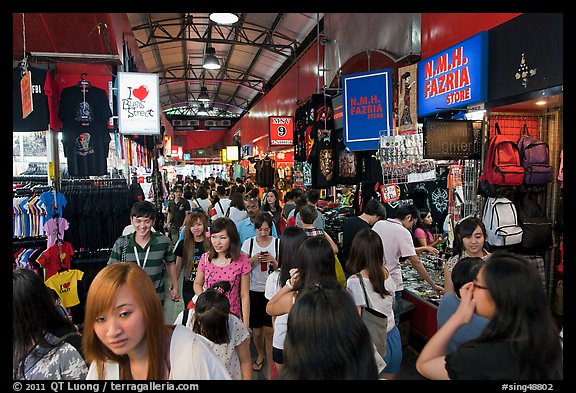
[514,192,553,253]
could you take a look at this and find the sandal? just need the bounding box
[252,360,264,372]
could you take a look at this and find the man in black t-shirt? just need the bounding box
[166,185,190,245]
[341,198,386,273]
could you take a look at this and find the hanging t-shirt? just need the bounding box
[60,123,111,176]
[259,157,276,187]
[36,241,75,280]
[13,66,51,132]
[39,190,67,218]
[45,269,84,308]
[43,217,70,248]
[59,85,112,129]
[307,128,335,188]
[334,139,360,185]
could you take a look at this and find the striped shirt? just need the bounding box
[108,231,176,297]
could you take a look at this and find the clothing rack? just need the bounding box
[13,236,48,250]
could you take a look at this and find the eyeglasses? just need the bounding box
[473,280,488,290]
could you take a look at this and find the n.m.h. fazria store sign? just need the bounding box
[418,31,488,117]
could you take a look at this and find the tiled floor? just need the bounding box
[250,342,426,380]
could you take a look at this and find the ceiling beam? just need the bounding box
[131,15,296,57]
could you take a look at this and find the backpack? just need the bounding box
[514,192,553,253]
[517,124,553,185]
[482,196,523,247]
[479,123,524,196]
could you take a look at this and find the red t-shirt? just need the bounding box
[36,241,74,280]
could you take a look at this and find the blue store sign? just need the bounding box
[342,68,394,151]
[418,31,488,117]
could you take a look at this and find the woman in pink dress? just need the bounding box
[193,217,252,327]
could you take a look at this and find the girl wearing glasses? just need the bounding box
[443,216,490,293]
[417,250,563,380]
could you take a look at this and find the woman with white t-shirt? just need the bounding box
[175,281,252,380]
[346,228,401,379]
[226,192,248,224]
[264,226,307,375]
[240,212,279,379]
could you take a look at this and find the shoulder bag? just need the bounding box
[121,236,128,262]
[355,273,388,360]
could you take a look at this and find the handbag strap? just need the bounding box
[121,236,128,262]
[355,273,371,308]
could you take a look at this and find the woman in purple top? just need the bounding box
[194,218,251,328]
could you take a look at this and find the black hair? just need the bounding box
[363,198,386,219]
[294,236,337,292]
[195,186,209,200]
[306,188,320,204]
[451,256,485,296]
[472,250,562,379]
[229,192,246,210]
[208,218,241,261]
[452,216,487,258]
[254,212,273,229]
[192,281,231,344]
[130,201,157,219]
[280,279,378,380]
[13,269,81,379]
[277,226,308,288]
[299,204,318,225]
[346,228,391,297]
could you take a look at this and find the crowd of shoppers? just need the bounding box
[13,173,562,381]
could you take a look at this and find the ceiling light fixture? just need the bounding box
[209,13,239,25]
[197,103,209,116]
[203,47,221,70]
[535,100,547,105]
[198,86,210,101]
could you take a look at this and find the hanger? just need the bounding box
[76,73,91,91]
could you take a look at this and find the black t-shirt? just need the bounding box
[59,85,112,129]
[445,340,522,380]
[168,198,190,229]
[334,139,360,185]
[174,239,206,285]
[13,66,50,132]
[307,128,335,188]
[60,124,111,176]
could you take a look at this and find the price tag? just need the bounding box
[20,70,33,118]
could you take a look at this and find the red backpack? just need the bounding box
[479,122,525,189]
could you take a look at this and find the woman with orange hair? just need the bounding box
[83,263,230,380]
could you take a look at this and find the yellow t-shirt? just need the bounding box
[45,269,84,308]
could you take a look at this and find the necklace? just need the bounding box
[212,257,231,266]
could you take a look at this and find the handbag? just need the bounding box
[356,273,388,360]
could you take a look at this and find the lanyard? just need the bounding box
[134,246,150,269]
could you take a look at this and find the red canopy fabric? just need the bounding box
[180,130,227,150]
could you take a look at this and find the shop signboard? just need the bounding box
[418,31,488,117]
[241,144,251,158]
[342,68,394,151]
[170,145,183,160]
[423,119,482,160]
[226,145,239,161]
[117,72,161,135]
[269,116,294,146]
[488,13,562,102]
[332,93,344,130]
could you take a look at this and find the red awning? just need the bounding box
[180,130,227,150]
